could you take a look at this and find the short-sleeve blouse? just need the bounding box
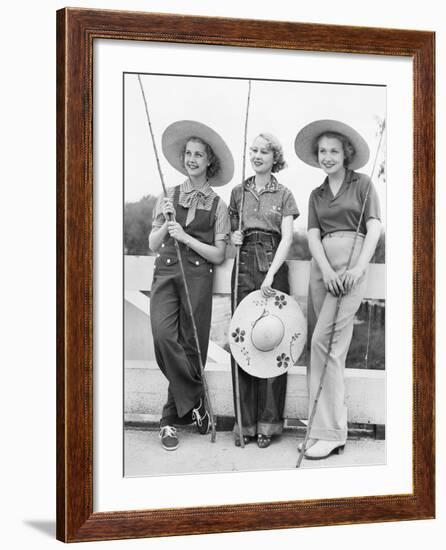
[229,175,299,235]
[307,170,381,238]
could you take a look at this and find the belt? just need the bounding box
[243,230,280,245]
[242,231,280,272]
[322,230,365,240]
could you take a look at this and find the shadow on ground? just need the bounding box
[23,520,55,538]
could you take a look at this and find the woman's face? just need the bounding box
[317,136,346,176]
[184,140,209,179]
[249,136,274,175]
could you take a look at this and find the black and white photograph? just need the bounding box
[4,0,442,548]
[123,72,386,477]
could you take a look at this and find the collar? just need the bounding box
[182,178,213,197]
[244,175,279,193]
[317,169,358,197]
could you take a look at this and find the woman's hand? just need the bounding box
[167,221,187,243]
[231,230,244,246]
[342,265,365,294]
[261,273,276,298]
[321,267,344,297]
[162,198,175,220]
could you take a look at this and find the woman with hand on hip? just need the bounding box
[229,133,299,448]
[149,121,233,451]
[294,120,382,459]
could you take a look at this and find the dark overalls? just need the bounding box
[231,230,290,437]
[150,185,219,427]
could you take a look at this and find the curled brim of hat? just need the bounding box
[161,120,234,186]
[230,290,307,379]
[294,119,370,170]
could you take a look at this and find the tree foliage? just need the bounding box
[288,230,311,260]
[124,195,157,256]
[124,195,385,263]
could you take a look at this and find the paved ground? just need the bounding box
[125,427,385,477]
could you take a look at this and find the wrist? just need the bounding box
[353,262,367,273]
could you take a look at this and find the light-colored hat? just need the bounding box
[162,120,234,186]
[294,119,370,170]
[230,290,307,379]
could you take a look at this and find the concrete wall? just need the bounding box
[125,256,385,424]
[125,256,385,362]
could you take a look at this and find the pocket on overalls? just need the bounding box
[154,254,178,276]
[238,247,248,266]
[185,254,207,267]
[255,243,271,273]
[265,247,275,267]
[185,253,211,278]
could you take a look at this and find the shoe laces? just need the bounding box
[159,425,177,438]
[192,400,208,427]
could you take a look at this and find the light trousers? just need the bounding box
[308,232,368,442]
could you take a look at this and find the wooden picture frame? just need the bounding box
[56,7,435,542]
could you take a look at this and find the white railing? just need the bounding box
[124,256,386,424]
[125,256,385,364]
[125,256,385,298]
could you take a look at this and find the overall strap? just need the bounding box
[172,184,181,208]
[209,194,220,224]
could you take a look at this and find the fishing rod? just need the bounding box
[297,120,386,468]
[137,74,217,442]
[232,80,252,448]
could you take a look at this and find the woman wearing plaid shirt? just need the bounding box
[229,133,299,448]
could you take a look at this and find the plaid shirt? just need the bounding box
[152,179,229,242]
[229,175,299,234]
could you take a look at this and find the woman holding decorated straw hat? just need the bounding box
[149,120,233,451]
[294,120,382,460]
[229,133,299,448]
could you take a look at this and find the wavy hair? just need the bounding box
[181,137,221,179]
[255,133,287,173]
[313,131,356,167]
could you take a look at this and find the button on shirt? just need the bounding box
[229,175,299,234]
[152,179,230,243]
[308,170,381,238]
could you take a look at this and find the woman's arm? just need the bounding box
[342,218,382,292]
[149,223,169,252]
[165,221,227,264]
[308,227,345,296]
[260,215,293,297]
[148,197,173,252]
[149,196,227,263]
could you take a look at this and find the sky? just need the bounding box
[124,73,386,230]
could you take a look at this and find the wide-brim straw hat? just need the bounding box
[294,119,370,170]
[162,120,234,186]
[230,290,307,379]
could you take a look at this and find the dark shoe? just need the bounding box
[192,398,211,435]
[257,434,272,448]
[159,425,179,451]
[234,434,251,447]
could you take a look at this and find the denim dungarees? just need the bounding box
[150,185,219,425]
[231,229,290,438]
